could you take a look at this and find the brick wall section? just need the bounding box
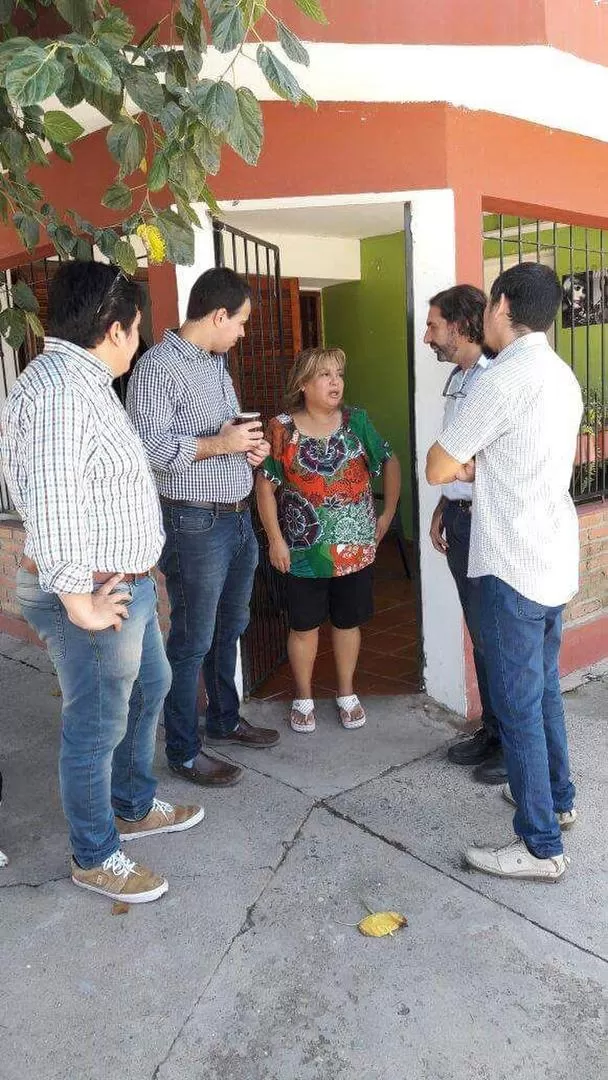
[563,502,608,624]
[0,517,171,641]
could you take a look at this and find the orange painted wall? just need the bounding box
[444,108,608,283]
[26,1,608,67]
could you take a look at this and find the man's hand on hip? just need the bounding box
[60,574,130,632]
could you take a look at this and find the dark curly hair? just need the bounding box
[428,284,487,346]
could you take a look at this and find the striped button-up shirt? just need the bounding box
[438,333,583,607]
[441,354,491,502]
[126,330,252,502]
[1,338,164,594]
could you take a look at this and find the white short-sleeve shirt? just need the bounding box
[438,332,583,606]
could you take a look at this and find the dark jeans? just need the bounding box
[159,502,259,765]
[17,571,171,868]
[443,502,499,739]
[479,575,575,858]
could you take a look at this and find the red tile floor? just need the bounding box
[251,534,420,701]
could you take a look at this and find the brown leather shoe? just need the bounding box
[205,718,280,749]
[168,752,243,786]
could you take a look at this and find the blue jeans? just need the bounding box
[159,503,259,765]
[16,571,171,869]
[479,575,575,858]
[443,502,499,740]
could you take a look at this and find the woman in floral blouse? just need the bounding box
[256,347,401,733]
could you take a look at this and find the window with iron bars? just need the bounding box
[483,213,608,503]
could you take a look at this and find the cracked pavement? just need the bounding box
[0,634,607,1080]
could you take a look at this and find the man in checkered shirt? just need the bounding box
[2,261,204,905]
[127,268,280,788]
[426,263,582,883]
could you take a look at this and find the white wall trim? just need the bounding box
[209,43,608,145]
[408,190,466,714]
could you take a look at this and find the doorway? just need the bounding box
[214,206,421,700]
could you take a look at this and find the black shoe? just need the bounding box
[447,727,500,766]
[472,748,508,785]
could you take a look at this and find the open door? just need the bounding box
[213,219,302,694]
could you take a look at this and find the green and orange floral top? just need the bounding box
[262,407,392,578]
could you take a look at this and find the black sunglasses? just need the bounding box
[442,367,469,399]
[94,269,130,321]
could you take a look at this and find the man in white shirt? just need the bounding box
[426,263,582,883]
[425,285,504,784]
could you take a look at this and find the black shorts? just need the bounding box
[286,564,375,632]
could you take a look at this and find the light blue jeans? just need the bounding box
[16,570,172,869]
[479,575,575,858]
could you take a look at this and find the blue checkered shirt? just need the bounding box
[126,330,252,502]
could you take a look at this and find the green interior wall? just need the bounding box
[321,232,412,536]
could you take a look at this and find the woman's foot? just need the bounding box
[290,698,316,733]
[337,694,366,730]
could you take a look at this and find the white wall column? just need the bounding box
[409,189,466,715]
[174,211,215,323]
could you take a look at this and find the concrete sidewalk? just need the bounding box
[0,635,606,1080]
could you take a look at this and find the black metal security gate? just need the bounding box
[482,212,608,503]
[213,218,290,695]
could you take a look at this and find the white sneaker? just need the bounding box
[501,785,578,829]
[465,838,568,882]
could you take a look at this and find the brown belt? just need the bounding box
[20,555,151,584]
[160,496,250,513]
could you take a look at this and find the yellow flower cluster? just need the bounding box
[136,223,166,265]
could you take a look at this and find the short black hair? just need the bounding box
[489,262,561,332]
[187,267,251,321]
[428,284,487,345]
[47,260,144,348]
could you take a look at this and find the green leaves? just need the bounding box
[113,238,138,275]
[101,181,132,211]
[94,9,134,49]
[106,118,146,177]
[293,0,328,22]
[13,213,40,252]
[0,307,26,351]
[11,279,38,312]
[54,0,96,34]
[210,3,246,53]
[43,110,84,144]
[123,64,165,116]
[227,87,263,165]
[5,46,64,106]
[277,22,309,66]
[0,0,321,268]
[200,81,238,136]
[257,45,303,103]
[156,208,195,265]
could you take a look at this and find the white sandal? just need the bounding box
[289,706,316,734]
[337,696,366,730]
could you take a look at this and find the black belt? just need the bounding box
[161,497,250,513]
[446,499,472,511]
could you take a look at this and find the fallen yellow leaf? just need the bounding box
[358,911,407,937]
[111,902,130,916]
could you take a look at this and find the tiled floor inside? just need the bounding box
[251,534,420,701]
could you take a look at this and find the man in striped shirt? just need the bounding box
[426,263,581,883]
[1,261,204,904]
[127,268,280,788]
